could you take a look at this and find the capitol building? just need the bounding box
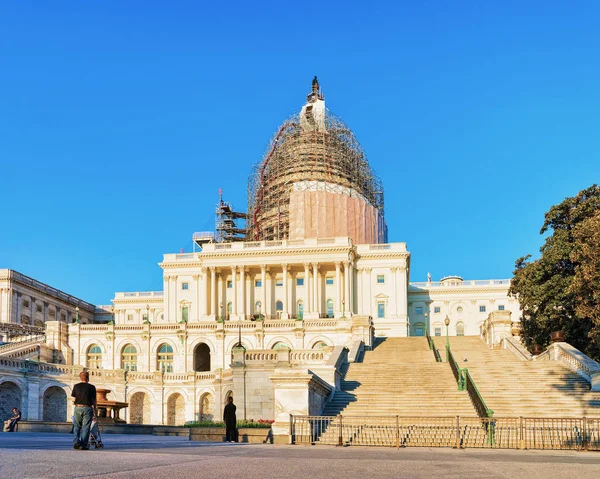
[0,79,524,439]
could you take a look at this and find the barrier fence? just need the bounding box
[290,415,600,451]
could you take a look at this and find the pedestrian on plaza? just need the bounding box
[223,396,237,442]
[71,371,97,450]
[4,408,21,432]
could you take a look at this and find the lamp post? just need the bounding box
[74,306,79,325]
[444,315,450,362]
[423,312,428,338]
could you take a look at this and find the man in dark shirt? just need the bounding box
[223,396,237,442]
[71,371,97,450]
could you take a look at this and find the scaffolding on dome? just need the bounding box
[215,188,247,243]
[247,104,385,242]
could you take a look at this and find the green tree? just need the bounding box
[509,185,600,359]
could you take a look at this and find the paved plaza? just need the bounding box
[0,433,599,479]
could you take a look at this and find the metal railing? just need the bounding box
[426,333,442,362]
[290,415,600,450]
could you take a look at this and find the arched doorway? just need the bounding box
[194,343,211,372]
[167,393,185,426]
[129,392,151,424]
[43,386,67,422]
[0,382,22,421]
[199,393,214,421]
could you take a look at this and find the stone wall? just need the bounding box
[0,381,22,421]
[42,386,67,422]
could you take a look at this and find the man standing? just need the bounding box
[71,371,97,450]
[223,396,237,442]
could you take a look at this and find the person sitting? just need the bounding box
[7,408,21,432]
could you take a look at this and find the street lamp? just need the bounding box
[74,306,79,324]
[444,315,450,362]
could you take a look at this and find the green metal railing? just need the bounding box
[291,415,600,450]
[426,333,442,362]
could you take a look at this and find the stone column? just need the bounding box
[210,267,217,317]
[357,268,364,315]
[193,274,200,321]
[396,261,408,321]
[335,262,342,316]
[240,267,246,319]
[231,266,237,317]
[201,268,208,318]
[312,263,319,315]
[282,264,289,318]
[217,272,224,319]
[390,267,398,318]
[344,263,351,316]
[261,265,267,317]
[303,263,311,314]
[365,268,373,317]
[171,276,178,323]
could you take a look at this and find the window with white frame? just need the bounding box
[479,305,486,313]
[434,306,441,313]
[377,302,385,318]
[434,327,442,336]
[498,305,505,311]
[181,282,189,290]
[376,275,385,284]
[326,277,334,285]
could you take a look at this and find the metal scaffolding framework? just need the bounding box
[247,97,384,241]
[216,189,247,243]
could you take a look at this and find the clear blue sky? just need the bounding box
[1,1,599,305]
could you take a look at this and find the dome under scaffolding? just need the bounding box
[247,77,387,243]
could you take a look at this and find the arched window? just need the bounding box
[326,299,334,318]
[157,344,174,372]
[272,342,290,350]
[181,306,189,322]
[456,322,465,336]
[121,345,137,371]
[227,302,232,314]
[275,301,283,312]
[255,301,262,314]
[297,300,304,320]
[312,341,328,350]
[87,345,102,369]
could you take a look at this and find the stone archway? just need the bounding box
[43,386,67,422]
[199,393,214,421]
[167,393,185,426]
[129,392,151,424]
[193,343,211,372]
[0,382,22,421]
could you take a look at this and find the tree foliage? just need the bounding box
[509,185,600,359]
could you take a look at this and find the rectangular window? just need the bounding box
[276,279,283,287]
[326,277,334,285]
[377,302,385,318]
[479,305,486,313]
[227,280,233,289]
[36,304,43,313]
[182,282,189,290]
[434,328,441,337]
[376,275,385,284]
[498,305,505,311]
[434,306,441,313]
[182,307,189,322]
[127,314,134,321]
[416,307,423,315]
[296,278,304,286]
[23,300,30,308]
[255,280,262,287]
[142,314,148,322]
